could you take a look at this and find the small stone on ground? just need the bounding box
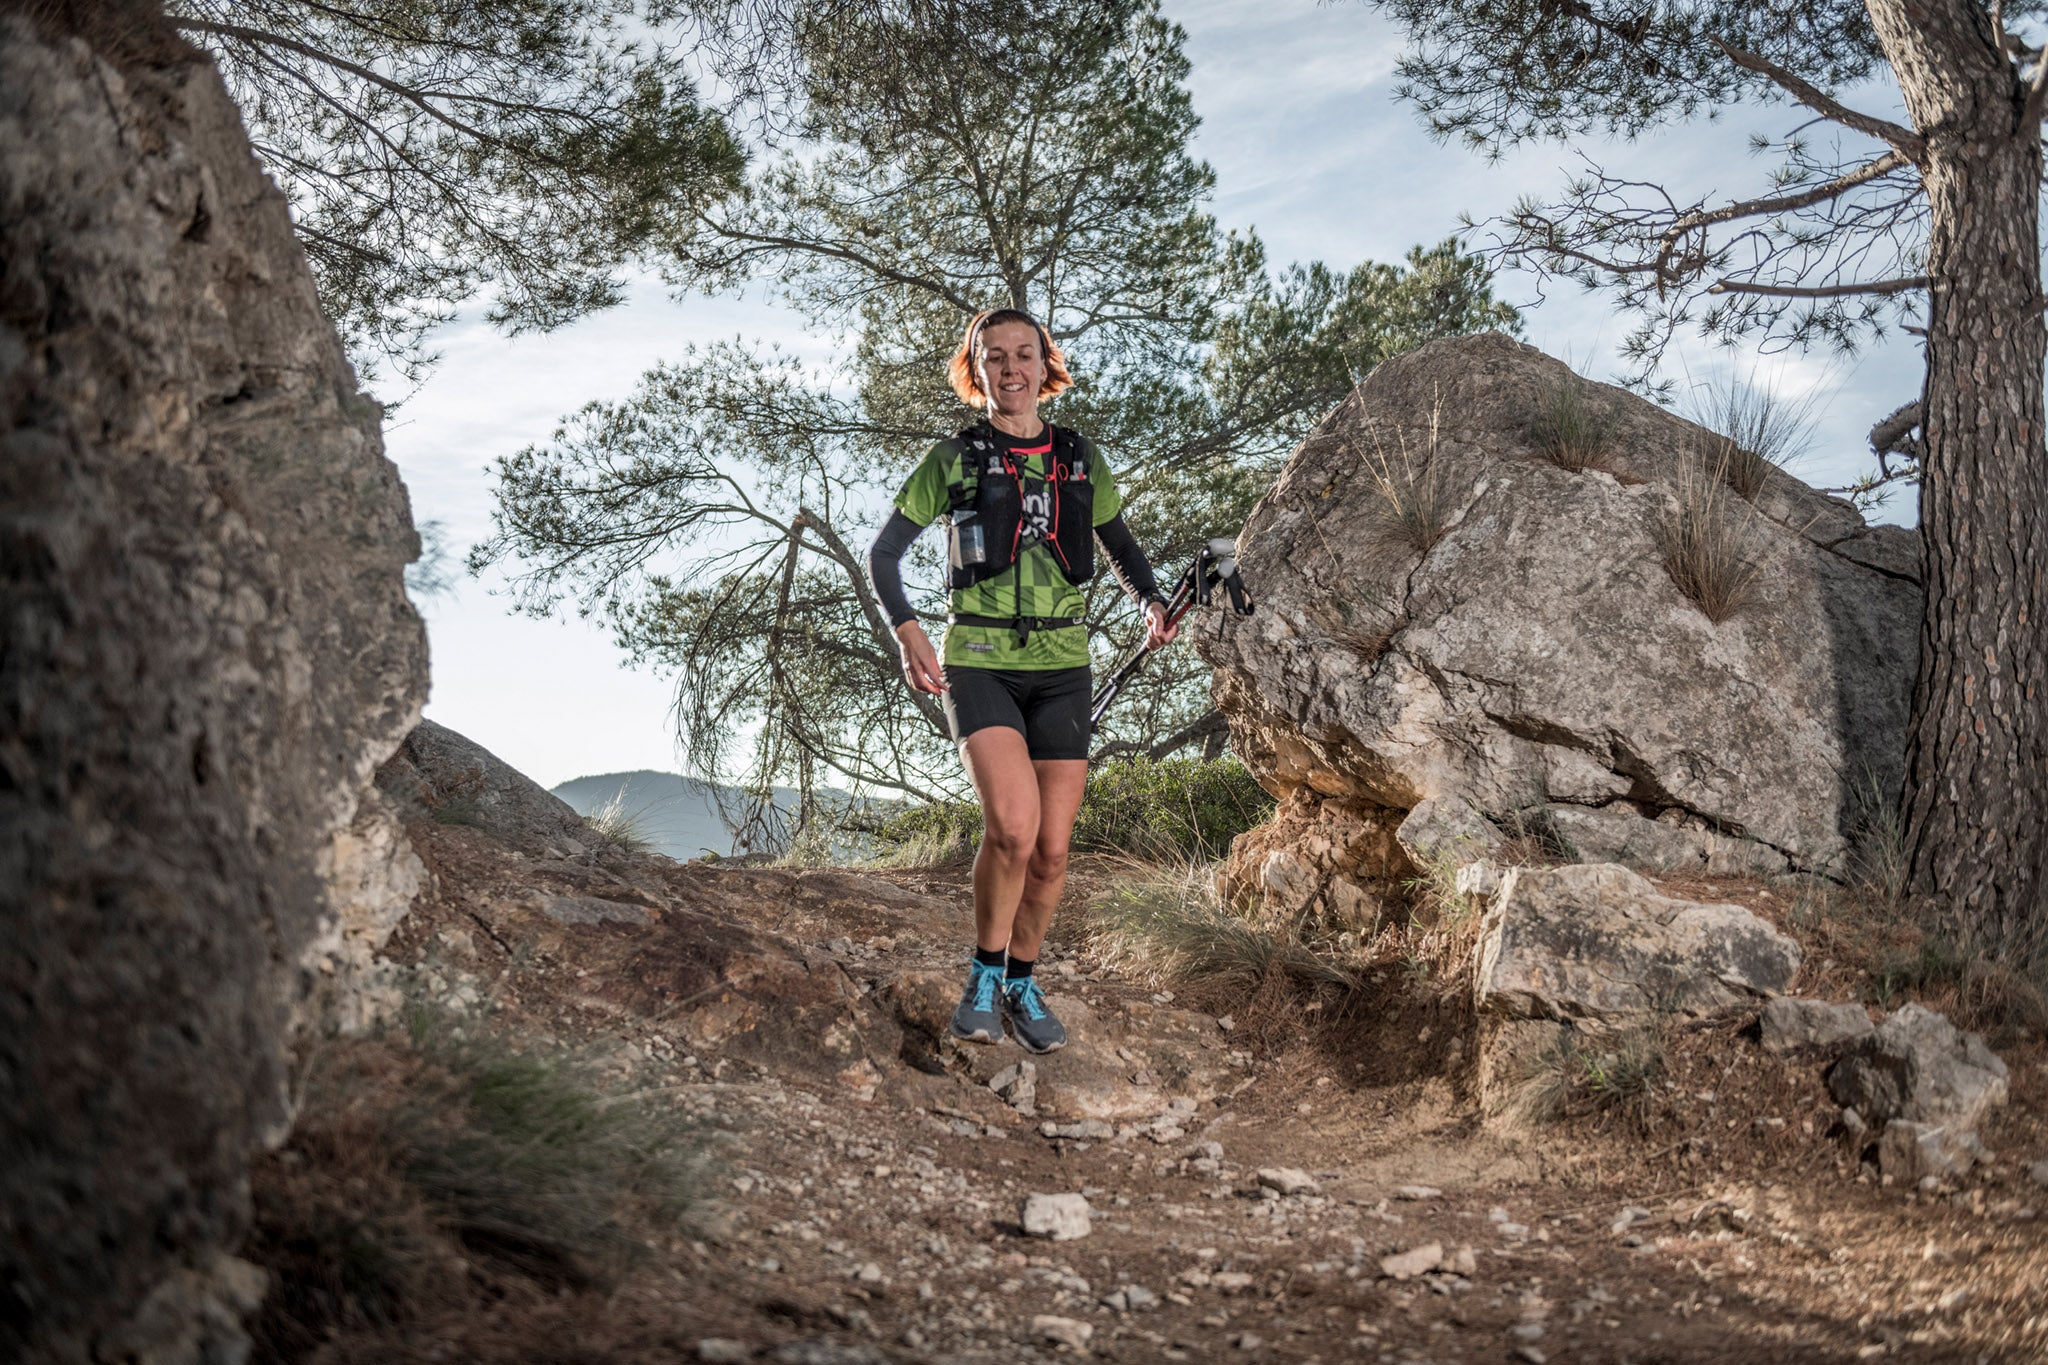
[1021,1191,1093,1241]
[1032,1314,1093,1350]
[1379,1242,1444,1280]
[1256,1167,1318,1196]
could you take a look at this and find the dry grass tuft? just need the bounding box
[1352,395,1451,556]
[864,822,977,869]
[1843,771,1909,912]
[1683,375,1818,503]
[1749,856,2048,1045]
[1659,441,1768,622]
[1531,369,1622,474]
[1394,850,1492,988]
[1507,1023,1665,1129]
[1082,860,1363,1043]
[581,783,654,855]
[247,1006,705,1357]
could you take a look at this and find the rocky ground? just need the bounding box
[257,813,2048,1364]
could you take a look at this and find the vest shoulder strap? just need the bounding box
[946,426,998,509]
[1049,424,1089,481]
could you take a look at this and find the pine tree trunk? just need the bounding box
[1868,0,2048,955]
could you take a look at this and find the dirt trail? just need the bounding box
[358,822,2048,1364]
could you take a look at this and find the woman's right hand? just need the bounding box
[896,621,947,694]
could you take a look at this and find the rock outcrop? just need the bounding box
[2,12,427,1363]
[1200,333,1919,913]
[1471,864,1801,1023]
[377,717,594,858]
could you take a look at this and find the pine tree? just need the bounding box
[174,0,744,382]
[471,0,1517,828]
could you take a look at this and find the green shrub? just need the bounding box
[1072,755,1274,861]
[861,799,983,865]
[865,756,1273,865]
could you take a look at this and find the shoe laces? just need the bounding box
[1006,976,1047,1021]
[970,962,1002,1011]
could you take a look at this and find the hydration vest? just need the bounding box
[944,421,1096,590]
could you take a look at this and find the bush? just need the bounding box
[1072,756,1274,861]
[866,756,1274,865]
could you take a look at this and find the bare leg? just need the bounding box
[961,727,1041,953]
[1008,759,1088,961]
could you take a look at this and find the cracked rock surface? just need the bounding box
[2,14,426,1362]
[1200,333,1919,914]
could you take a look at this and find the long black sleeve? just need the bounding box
[866,510,926,628]
[1095,514,1163,607]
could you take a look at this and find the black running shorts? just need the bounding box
[942,665,1092,761]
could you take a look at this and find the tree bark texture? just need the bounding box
[1868,0,2048,953]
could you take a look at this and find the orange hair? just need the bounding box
[947,307,1074,405]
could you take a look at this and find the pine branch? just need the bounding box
[1709,37,1926,161]
[1705,275,1927,299]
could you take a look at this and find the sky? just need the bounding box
[381,0,1928,790]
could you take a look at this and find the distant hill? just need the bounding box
[549,770,792,861]
[552,770,907,862]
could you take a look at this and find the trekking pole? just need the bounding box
[1089,538,1254,734]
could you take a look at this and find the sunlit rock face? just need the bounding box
[0,10,427,1360]
[1202,332,1919,915]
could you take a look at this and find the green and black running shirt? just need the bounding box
[893,425,1123,670]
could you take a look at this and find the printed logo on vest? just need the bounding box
[1020,484,1053,541]
[965,640,995,653]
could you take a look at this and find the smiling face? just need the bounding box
[975,320,1047,423]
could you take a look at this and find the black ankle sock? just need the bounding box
[1005,956,1036,981]
[973,946,1006,969]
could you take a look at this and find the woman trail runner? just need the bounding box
[866,308,1176,1052]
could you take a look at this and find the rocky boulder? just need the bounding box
[2,13,427,1364]
[1200,333,1919,909]
[1759,997,1874,1055]
[1828,1004,2009,1133]
[1395,796,1509,870]
[1828,1004,2009,1183]
[377,717,595,858]
[1472,864,1801,1022]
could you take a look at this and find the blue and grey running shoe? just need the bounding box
[950,960,1006,1043]
[1003,977,1068,1054]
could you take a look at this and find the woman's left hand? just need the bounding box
[1145,600,1179,649]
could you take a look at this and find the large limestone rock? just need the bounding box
[1201,333,1919,906]
[2,13,427,1363]
[1472,864,1802,1022]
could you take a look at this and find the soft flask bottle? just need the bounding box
[950,508,986,576]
